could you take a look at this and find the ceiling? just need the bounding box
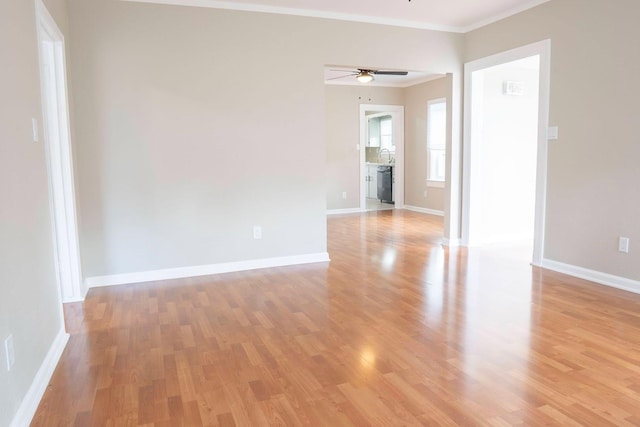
[134,0,551,33]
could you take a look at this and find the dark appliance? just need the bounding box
[377,166,393,204]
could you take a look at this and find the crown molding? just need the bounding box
[462,0,551,32]
[123,0,551,33]
[122,0,463,33]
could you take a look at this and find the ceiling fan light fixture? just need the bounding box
[356,70,374,83]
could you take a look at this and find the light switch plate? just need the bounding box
[4,335,15,371]
[253,226,262,240]
[547,126,558,140]
[32,118,39,142]
[619,237,630,253]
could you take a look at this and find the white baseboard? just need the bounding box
[327,208,363,215]
[404,205,444,217]
[10,329,69,427]
[62,297,85,303]
[86,252,331,288]
[62,294,86,304]
[441,237,461,247]
[541,258,640,295]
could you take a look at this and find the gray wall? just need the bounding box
[326,76,451,213]
[13,0,640,422]
[466,0,640,278]
[68,0,463,276]
[0,0,69,424]
[404,77,449,212]
[69,0,326,276]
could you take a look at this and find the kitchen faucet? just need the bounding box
[379,148,392,163]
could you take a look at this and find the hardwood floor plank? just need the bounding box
[31,210,640,425]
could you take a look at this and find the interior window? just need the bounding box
[427,100,446,185]
[380,117,394,152]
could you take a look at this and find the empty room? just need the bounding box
[3,0,640,425]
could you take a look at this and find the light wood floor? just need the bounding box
[365,198,394,211]
[33,210,640,426]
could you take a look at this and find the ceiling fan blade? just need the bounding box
[326,73,358,81]
[372,71,409,76]
[330,69,357,72]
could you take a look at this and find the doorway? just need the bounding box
[36,0,84,302]
[462,40,551,265]
[359,104,405,211]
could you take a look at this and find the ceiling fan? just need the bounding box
[329,68,409,83]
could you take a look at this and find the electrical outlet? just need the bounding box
[253,226,262,240]
[618,237,630,253]
[342,192,347,199]
[5,334,15,371]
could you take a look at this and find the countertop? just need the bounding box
[366,162,395,166]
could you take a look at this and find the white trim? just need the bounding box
[366,112,393,120]
[404,205,444,217]
[327,208,363,215]
[461,40,551,267]
[123,0,463,33]
[532,42,551,266]
[86,253,331,288]
[359,104,405,211]
[462,0,551,32]
[442,237,461,247]
[427,98,448,184]
[60,295,86,303]
[9,329,69,427]
[541,259,640,295]
[36,0,85,303]
[443,73,462,249]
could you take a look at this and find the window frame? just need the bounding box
[426,98,447,188]
[379,116,394,152]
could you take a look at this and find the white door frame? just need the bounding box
[461,40,551,266]
[359,104,405,210]
[36,0,85,302]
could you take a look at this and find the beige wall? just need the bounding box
[0,0,69,424]
[40,0,69,30]
[325,85,405,210]
[69,0,324,276]
[7,0,640,422]
[68,0,463,277]
[6,0,640,422]
[326,76,452,213]
[403,77,449,212]
[466,0,640,278]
